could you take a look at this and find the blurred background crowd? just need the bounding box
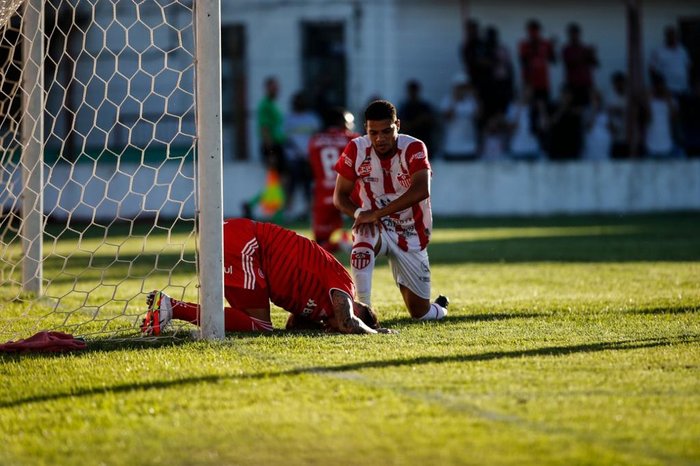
[259,18,698,170]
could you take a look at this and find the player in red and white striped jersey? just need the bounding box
[334,100,449,321]
[308,107,359,251]
[141,218,391,335]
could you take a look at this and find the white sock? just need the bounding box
[351,243,375,306]
[420,303,447,321]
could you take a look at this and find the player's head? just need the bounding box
[324,106,355,131]
[264,76,279,98]
[352,301,380,330]
[526,19,541,38]
[364,100,400,157]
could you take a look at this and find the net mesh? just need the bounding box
[0,0,202,342]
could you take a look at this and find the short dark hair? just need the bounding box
[526,19,541,31]
[611,71,626,85]
[567,22,581,34]
[323,106,349,128]
[364,100,397,123]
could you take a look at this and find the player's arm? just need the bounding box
[330,290,378,334]
[353,169,430,229]
[333,174,359,218]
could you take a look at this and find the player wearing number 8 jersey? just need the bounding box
[308,107,360,251]
[333,100,449,321]
[142,218,391,335]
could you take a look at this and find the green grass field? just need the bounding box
[1,213,699,465]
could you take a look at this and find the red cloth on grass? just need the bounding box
[0,331,87,353]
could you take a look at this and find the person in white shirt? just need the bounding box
[649,26,691,98]
[505,86,542,159]
[607,72,631,159]
[644,74,677,158]
[439,74,480,160]
[283,92,321,217]
[583,90,611,161]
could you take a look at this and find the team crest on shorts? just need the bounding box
[351,250,371,269]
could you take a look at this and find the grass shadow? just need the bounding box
[629,305,699,315]
[2,334,696,409]
[380,312,547,327]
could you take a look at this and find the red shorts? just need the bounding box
[312,200,343,243]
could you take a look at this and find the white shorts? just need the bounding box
[356,227,432,300]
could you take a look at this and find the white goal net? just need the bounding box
[0,0,224,343]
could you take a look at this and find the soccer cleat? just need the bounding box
[141,290,173,336]
[434,295,450,309]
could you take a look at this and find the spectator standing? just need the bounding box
[562,23,599,107]
[544,86,584,160]
[482,26,515,121]
[608,72,631,159]
[643,73,677,158]
[505,86,542,160]
[398,80,437,151]
[308,107,359,252]
[284,91,321,218]
[243,76,287,219]
[650,26,692,155]
[439,74,480,160]
[649,26,691,99]
[518,19,556,150]
[518,19,556,105]
[460,18,489,97]
[257,76,286,173]
[583,90,611,160]
[680,80,700,157]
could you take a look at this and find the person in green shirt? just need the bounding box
[257,76,286,172]
[243,76,288,220]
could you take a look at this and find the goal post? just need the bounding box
[20,0,43,296]
[194,0,225,340]
[0,0,225,342]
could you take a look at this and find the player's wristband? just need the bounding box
[353,207,362,219]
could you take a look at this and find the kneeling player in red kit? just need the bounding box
[141,218,392,335]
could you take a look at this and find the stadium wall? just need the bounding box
[5,160,698,222]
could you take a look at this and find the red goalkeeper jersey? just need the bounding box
[223,219,355,321]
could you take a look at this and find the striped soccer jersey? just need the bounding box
[335,134,433,251]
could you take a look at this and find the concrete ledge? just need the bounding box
[429,160,700,216]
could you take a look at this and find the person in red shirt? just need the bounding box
[333,100,449,321]
[308,107,360,251]
[562,22,598,107]
[518,19,556,147]
[141,218,390,335]
[518,19,556,103]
